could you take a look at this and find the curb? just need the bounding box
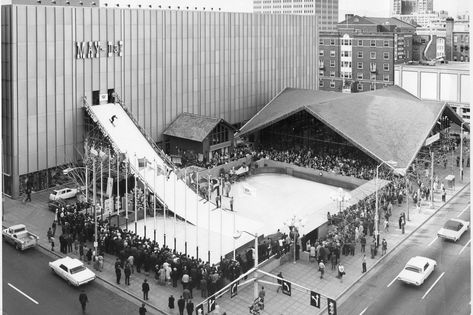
[2,225,170,315]
[318,182,470,315]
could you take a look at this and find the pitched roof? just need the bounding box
[237,86,466,174]
[163,113,234,143]
[339,15,416,29]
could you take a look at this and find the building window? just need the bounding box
[358,51,363,58]
[357,72,363,80]
[330,71,335,77]
[358,83,363,91]
[383,40,389,47]
[330,38,335,45]
[370,40,376,47]
[319,50,324,56]
[319,80,324,87]
[383,75,389,82]
[383,63,389,71]
[370,73,376,81]
[319,70,324,76]
[358,39,363,46]
[383,52,389,59]
[330,81,336,88]
[370,52,376,59]
[357,62,363,69]
[330,60,335,67]
[319,38,324,45]
[330,50,336,57]
[370,83,376,91]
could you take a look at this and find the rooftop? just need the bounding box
[396,62,470,72]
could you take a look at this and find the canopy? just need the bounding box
[237,86,466,174]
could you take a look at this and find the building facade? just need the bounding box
[391,0,433,16]
[1,2,319,197]
[395,62,470,122]
[253,0,339,31]
[319,15,415,93]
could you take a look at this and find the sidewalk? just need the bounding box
[2,150,469,315]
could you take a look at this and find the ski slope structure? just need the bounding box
[86,102,260,262]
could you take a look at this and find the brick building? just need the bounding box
[319,15,415,93]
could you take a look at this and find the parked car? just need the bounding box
[397,256,437,286]
[49,187,78,201]
[437,218,469,242]
[2,224,39,250]
[49,257,96,286]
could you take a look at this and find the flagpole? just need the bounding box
[196,172,199,260]
[233,207,236,261]
[208,174,211,264]
[163,167,167,247]
[134,153,138,234]
[173,170,177,252]
[144,162,147,238]
[153,159,157,242]
[125,155,128,231]
[100,148,103,217]
[116,153,120,227]
[220,177,223,261]
[184,168,187,256]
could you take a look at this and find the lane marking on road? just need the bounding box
[457,204,470,218]
[359,306,368,315]
[459,239,471,255]
[8,283,39,305]
[387,276,398,288]
[421,272,445,300]
[427,236,438,247]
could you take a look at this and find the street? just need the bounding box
[338,186,471,315]
[3,244,142,315]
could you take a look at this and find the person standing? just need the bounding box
[52,220,57,236]
[258,286,266,310]
[360,234,366,253]
[318,261,325,279]
[229,197,234,211]
[362,255,367,273]
[25,186,32,202]
[186,300,194,315]
[177,296,186,315]
[115,263,122,285]
[79,290,88,313]
[276,272,283,293]
[139,303,147,315]
[124,262,131,285]
[142,279,150,300]
[47,227,53,242]
[382,239,387,255]
[337,264,345,282]
[168,295,175,310]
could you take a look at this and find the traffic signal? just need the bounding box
[310,291,320,308]
[282,280,291,296]
[327,297,337,315]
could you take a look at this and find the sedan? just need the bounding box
[397,256,437,286]
[437,218,469,242]
[49,187,78,201]
[49,257,96,286]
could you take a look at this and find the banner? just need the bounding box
[106,177,114,197]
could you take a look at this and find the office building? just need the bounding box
[253,0,339,30]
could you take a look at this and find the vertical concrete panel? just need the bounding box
[460,74,470,104]
[440,73,458,102]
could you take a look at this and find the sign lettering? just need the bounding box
[75,40,123,59]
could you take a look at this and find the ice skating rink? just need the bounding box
[134,173,345,263]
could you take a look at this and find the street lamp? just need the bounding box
[330,188,351,213]
[460,122,468,182]
[284,215,304,264]
[233,230,258,300]
[375,160,398,246]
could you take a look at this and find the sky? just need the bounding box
[124,0,470,20]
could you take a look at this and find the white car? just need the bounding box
[49,187,78,201]
[437,218,469,242]
[397,256,437,286]
[49,257,96,286]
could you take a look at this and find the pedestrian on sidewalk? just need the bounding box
[362,255,367,273]
[337,264,345,282]
[384,219,389,232]
[168,295,175,310]
[52,220,57,236]
[50,238,55,251]
[401,216,406,234]
[139,303,147,315]
[79,290,88,313]
[417,201,421,214]
[382,239,387,255]
[330,252,337,270]
[200,277,208,298]
[258,287,266,310]
[177,296,185,315]
[318,261,325,279]
[360,234,366,253]
[25,187,32,202]
[142,279,150,300]
[97,254,104,272]
[86,248,93,264]
[370,240,376,259]
[127,255,135,274]
[276,272,283,293]
[186,300,194,315]
[116,265,122,285]
[79,244,85,261]
[47,227,53,242]
[125,262,131,285]
[442,187,446,202]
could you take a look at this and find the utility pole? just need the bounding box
[430,151,434,209]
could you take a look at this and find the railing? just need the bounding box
[111,92,177,170]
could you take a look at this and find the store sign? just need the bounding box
[76,40,123,59]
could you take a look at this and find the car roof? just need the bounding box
[406,256,432,268]
[56,256,84,268]
[8,224,26,230]
[446,218,467,224]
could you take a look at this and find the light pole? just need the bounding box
[460,122,466,182]
[284,215,303,264]
[375,160,397,246]
[233,230,258,300]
